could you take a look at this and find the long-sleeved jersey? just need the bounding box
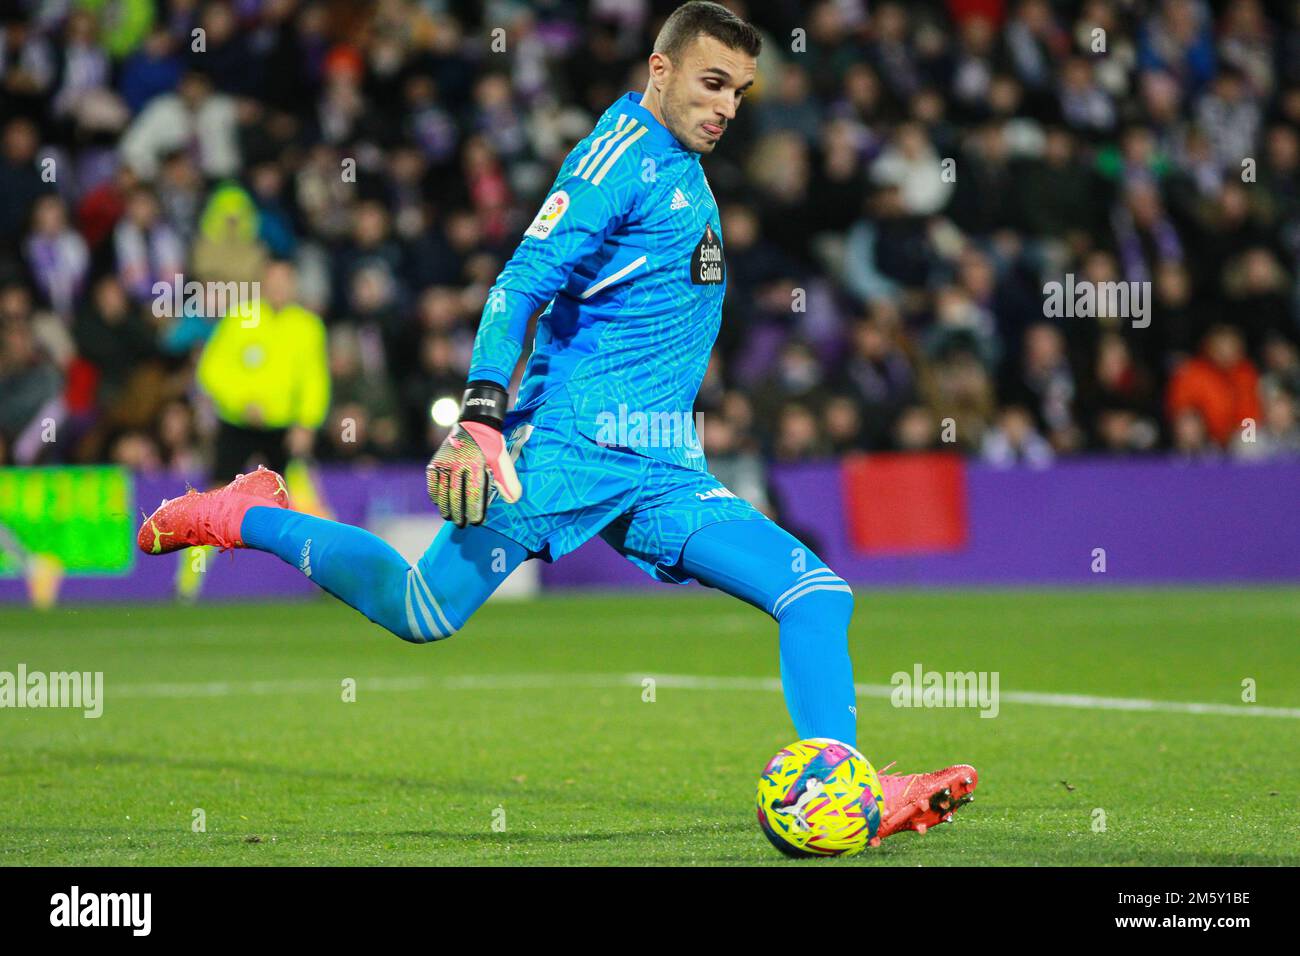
[468,91,726,471]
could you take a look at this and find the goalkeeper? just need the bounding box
[139,2,976,841]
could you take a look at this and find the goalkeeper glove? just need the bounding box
[426,382,523,527]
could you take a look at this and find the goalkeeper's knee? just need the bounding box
[769,567,854,628]
[397,565,467,644]
[370,522,527,644]
[353,564,465,644]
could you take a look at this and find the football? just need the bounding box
[756,738,885,857]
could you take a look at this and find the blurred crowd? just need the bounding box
[2,0,1300,480]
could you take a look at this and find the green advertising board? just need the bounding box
[0,467,135,576]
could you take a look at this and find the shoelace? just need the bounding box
[198,508,237,552]
[166,488,237,552]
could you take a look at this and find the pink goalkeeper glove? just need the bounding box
[426,385,523,527]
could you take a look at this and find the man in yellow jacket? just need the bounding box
[197,259,329,479]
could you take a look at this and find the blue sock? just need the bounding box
[241,507,525,643]
[775,589,858,747]
[679,519,858,747]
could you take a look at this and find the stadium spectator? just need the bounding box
[1112,178,1185,284]
[920,339,996,453]
[119,69,239,180]
[1259,335,1300,400]
[71,274,159,424]
[50,11,112,121]
[1148,259,1208,365]
[156,398,201,473]
[118,28,183,115]
[756,61,822,142]
[1169,407,1219,460]
[1221,246,1293,354]
[154,151,204,247]
[1079,332,1161,450]
[0,296,62,465]
[0,118,51,261]
[113,185,184,302]
[1232,385,1300,459]
[192,180,267,286]
[1058,57,1117,137]
[870,120,953,216]
[773,402,830,462]
[836,311,917,450]
[823,394,866,454]
[196,259,328,479]
[1166,325,1262,447]
[1137,0,1217,97]
[981,405,1055,468]
[24,195,89,318]
[893,404,941,451]
[323,324,402,464]
[948,121,1017,239]
[1002,322,1079,451]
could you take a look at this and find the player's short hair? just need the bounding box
[653,1,762,62]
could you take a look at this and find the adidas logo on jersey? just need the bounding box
[671,188,691,210]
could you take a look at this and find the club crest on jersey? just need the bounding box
[525,190,570,240]
[691,223,724,285]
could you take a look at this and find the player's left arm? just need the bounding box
[428,150,645,526]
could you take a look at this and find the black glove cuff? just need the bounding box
[459,381,508,430]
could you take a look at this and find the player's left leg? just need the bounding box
[137,467,528,642]
[677,518,859,746]
[240,507,528,642]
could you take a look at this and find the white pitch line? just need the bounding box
[109,676,434,698]
[102,673,1300,719]
[652,675,1300,718]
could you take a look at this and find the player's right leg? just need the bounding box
[675,518,859,746]
[137,469,527,643]
[676,517,977,841]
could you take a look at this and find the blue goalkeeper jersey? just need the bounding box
[468,90,726,471]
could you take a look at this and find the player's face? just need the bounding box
[659,35,756,153]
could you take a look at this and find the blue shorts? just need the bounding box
[482,399,765,583]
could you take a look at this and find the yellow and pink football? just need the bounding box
[756,738,884,857]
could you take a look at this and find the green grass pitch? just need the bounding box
[2,587,1298,866]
